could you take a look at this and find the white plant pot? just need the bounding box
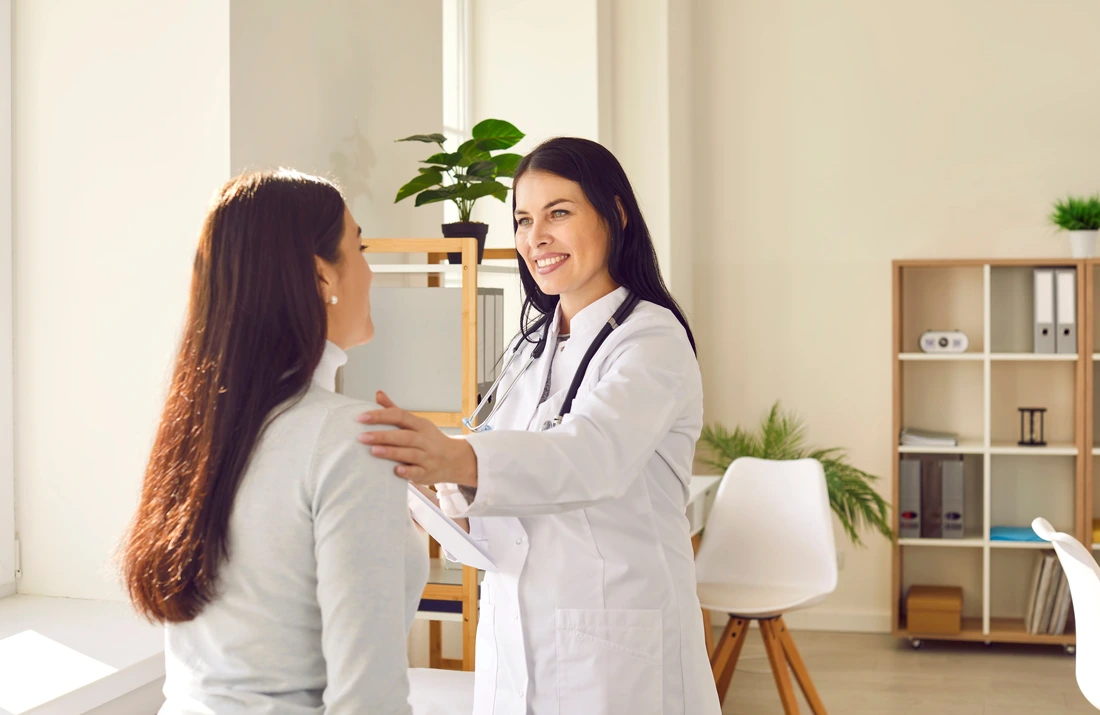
[1069,230,1098,258]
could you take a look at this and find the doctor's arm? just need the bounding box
[460,324,695,517]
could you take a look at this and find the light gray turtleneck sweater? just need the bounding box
[161,341,427,715]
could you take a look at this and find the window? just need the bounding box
[441,0,471,287]
[0,0,15,599]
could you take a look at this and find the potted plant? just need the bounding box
[1049,193,1100,258]
[697,401,894,546]
[394,119,524,265]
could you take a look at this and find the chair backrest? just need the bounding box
[695,456,838,594]
[1032,517,1100,710]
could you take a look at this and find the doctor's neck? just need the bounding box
[556,273,620,334]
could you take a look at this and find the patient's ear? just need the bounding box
[615,197,628,230]
[315,255,338,299]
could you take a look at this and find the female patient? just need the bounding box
[120,169,426,714]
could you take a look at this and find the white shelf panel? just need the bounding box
[1093,353,1100,361]
[898,353,1079,362]
[1092,447,1100,456]
[1092,544,1100,551]
[898,441,984,454]
[898,352,983,361]
[898,537,984,548]
[988,353,1078,361]
[370,264,518,275]
[988,443,1077,456]
[989,540,1051,549]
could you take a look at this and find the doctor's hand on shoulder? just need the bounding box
[357,390,478,489]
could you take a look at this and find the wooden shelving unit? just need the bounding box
[357,238,520,671]
[892,259,1087,649]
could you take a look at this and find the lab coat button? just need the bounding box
[515,537,523,545]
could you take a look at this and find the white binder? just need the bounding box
[1055,268,1077,355]
[1033,268,1055,354]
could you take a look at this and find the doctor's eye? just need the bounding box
[550,209,570,219]
[359,244,368,253]
[516,217,532,227]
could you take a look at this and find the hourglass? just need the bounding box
[1017,407,1047,447]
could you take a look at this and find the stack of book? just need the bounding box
[899,427,959,448]
[1024,551,1073,635]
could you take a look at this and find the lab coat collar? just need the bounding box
[557,286,631,339]
[312,340,348,392]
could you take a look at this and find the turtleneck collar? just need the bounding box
[312,340,348,392]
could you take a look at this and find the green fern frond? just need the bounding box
[698,401,894,547]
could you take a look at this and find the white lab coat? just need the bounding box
[438,286,721,715]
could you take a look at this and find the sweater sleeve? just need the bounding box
[310,404,414,715]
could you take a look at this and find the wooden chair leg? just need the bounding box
[760,619,800,714]
[711,616,749,706]
[702,607,716,657]
[776,617,827,715]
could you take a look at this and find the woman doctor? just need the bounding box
[359,137,721,715]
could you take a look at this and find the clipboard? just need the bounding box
[407,484,497,572]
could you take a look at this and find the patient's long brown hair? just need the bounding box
[121,169,345,623]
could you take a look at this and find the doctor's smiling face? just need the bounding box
[514,170,619,325]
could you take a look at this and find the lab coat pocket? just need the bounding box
[472,602,498,714]
[555,608,663,715]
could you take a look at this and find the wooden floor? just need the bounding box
[720,629,1093,714]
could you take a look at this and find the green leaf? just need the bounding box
[471,119,524,151]
[457,180,509,203]
[456,139,491,167]
[394,171,442,203]
[414,184,463,207]
[1050,194,1100,231]
[697,400,894,547]
[466,160,496,178]
[397,133,447,144]
[423,152,460,167]
[490,153,522,178]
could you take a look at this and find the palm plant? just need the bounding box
[697,401,893,546]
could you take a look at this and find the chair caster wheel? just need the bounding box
[910,639,923,650]
[1064,645,1076,656]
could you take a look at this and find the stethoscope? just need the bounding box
[462,291,642,433]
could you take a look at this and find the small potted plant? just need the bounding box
[394,119,524,264]
[1049,193,1100,258]
[697,401,893,546]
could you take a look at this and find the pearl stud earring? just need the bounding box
[329,296,338,305]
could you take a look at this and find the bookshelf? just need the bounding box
[892,259,1086,650]
[353,238,521,671]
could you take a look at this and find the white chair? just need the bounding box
[695,456,838,714]
[1031,517,1100,710]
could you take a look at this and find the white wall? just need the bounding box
[230,0,443,240]
[470,0,604,250]
[691,0,1100,631]
[0,0,12,599]
[607,0,694,316]
[13,0,231,599]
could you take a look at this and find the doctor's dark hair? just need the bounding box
[511,137,696,354]
[120,169,345,623]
